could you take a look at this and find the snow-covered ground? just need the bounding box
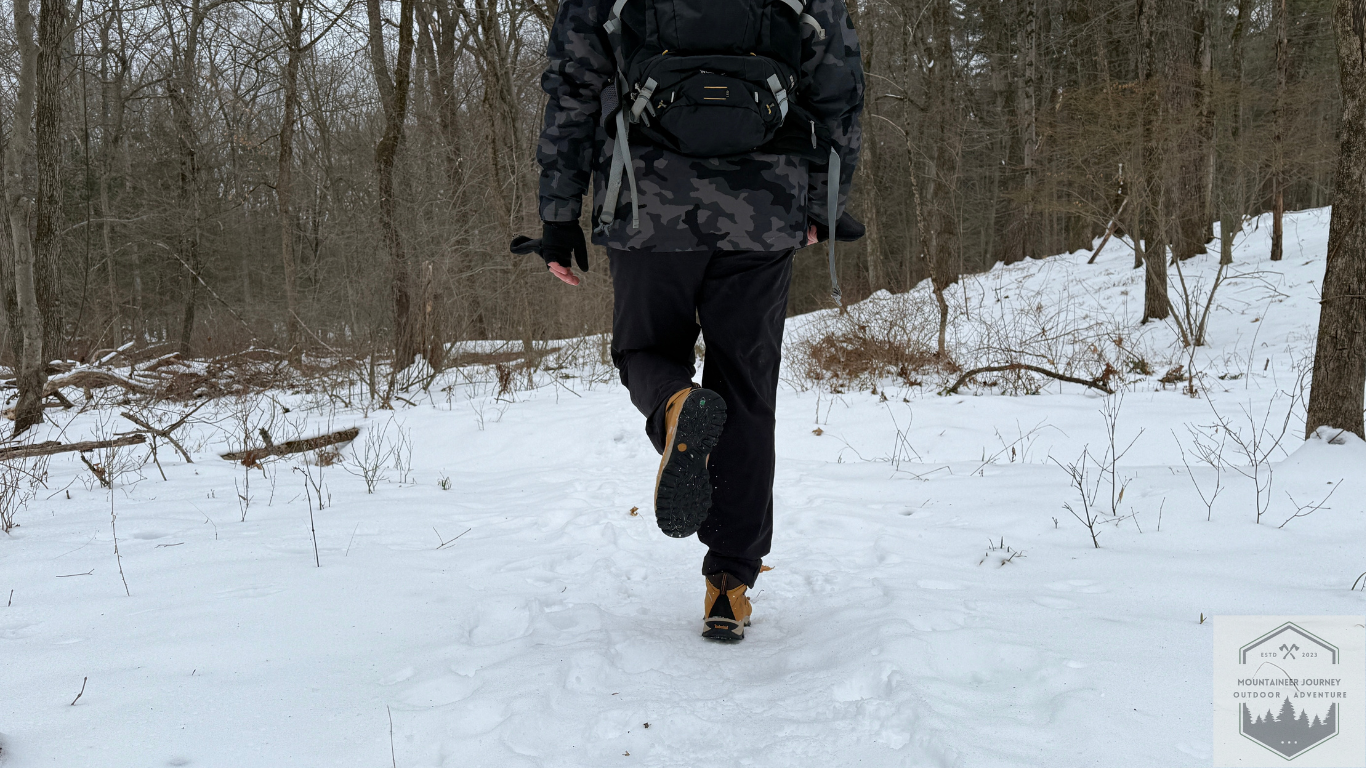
[2,207,1363,767]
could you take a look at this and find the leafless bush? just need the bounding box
[0,456,50,533]
[1097,392,1141,516]
[1175,425,1227,521]
[1053,450,1105,549]
[391,424,413,485]
[80,411,148,489]
[789,292,949,391]
[1203,379,1303,524]
[344,419,403,493]
[1052,436,1143,548]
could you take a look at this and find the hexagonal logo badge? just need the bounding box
[1216,616,1365,767]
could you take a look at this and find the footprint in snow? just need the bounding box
[917,579,966,590]
[1046,579,1108,594]
[379,666,415,686]
[214,585,284,599]
[0,622,40,641]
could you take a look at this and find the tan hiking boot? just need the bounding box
[703,572,752,641]
[654,387,727,538]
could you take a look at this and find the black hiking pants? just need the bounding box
[609,248,794,588]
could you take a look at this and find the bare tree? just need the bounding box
[2,0,50,433]
[1305,0,1366,439]
[34,0,66,362]
[160,0,229,354]
[276,0,304,356]
[1270,0,1288,261]
[366,0,419,368]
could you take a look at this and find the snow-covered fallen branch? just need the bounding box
[944,363,1114,395]
[220,427,360,466]
[0,433,147,460]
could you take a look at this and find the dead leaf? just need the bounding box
[629,506,639,516]
[811,427,824,436]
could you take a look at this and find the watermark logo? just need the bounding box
[1215,616,1365,767]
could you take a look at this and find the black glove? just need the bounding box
[811,211,867,244]
[510,220,588,274]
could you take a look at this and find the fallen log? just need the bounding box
[0,433,147,461]
[220,427,360,466]
[943,363,1114,395]
[44,368,157,397]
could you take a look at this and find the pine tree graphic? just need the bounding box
[1241,700,1338,758]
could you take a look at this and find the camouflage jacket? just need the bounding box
[537,0,864,253]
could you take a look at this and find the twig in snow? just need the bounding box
[7,589,12,606]
[388,706,397,768]
[345,523,360,556]
[1279,480,1342,529]
[301,472,321,568]
[111,492,129,596]
[70,677,87,706]
[435,527,472,550]
[56,570,94,577]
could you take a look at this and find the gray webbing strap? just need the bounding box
[827,147,842,306]
[630,78,657,121]
[623,112,639,228]
[603,0,629,33]
[765,74,789,119]
[599,110,640,232]
[800,13,825,38]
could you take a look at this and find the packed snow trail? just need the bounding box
[2,208,1363,766]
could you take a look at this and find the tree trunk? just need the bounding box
[34,0,67,362]
[1270,0,1287,261]
[2,0,50,434]
[1304,0,1366,439]
[1017,0,1039,260]
[97,1,127,334]
[1157,0,1204,262]
[168,0,206,354]
[277,0,303,357]
[925,0,959,354]
[366,0,418,367]
[1137,0,1169,321]
[1218,0,1250,266]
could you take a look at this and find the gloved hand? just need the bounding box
[510,220,588,285]
[810,211,867,244]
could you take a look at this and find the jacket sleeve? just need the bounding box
[538,0,614,223]
[799,0,864,226]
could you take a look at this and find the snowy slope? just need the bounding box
[1,207,1362,767]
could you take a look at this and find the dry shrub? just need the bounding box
[0,456,50,533]
[790,290,956,391]
[494,363,516,398]
[800,328,945,389]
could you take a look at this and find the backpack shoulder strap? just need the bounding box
[775,0,826,39]
[603,0,630,33]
